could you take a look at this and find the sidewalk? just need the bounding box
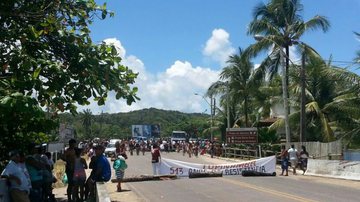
[53,158,142,202]
[53,181,141,202]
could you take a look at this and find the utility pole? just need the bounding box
[227,84,231,130]
[210,96,214,142]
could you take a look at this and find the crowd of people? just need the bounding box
[62,139,113,202]
[0,137,228,202]
[1,143,56,202]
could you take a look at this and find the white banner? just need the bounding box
[159,156,276,177]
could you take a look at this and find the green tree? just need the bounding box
[247,0,330,142]
[208,48,263,128]
[0,0,138,168]
[270,56,360,142]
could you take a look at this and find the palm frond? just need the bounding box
[306,101,334,141]
[304,15,330,32]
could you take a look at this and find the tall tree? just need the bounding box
[247,0,330,142]
[0,0,138,113]
[207,48,263,128]
[0,0,138,168]
[271,56,360,142]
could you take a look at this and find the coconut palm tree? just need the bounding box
[271,55,360,142]
[246,0,330,142]
[353,32,360,67]
[207,48,263,128]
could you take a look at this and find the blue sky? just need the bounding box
[81,0,360,114]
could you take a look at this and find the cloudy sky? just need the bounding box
[79,0,360,114]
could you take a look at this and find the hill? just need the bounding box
[58,108,210,140]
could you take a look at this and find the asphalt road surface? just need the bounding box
[117,151,360,202]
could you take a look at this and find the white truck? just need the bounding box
[170,131,187,142]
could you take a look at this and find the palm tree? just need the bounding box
[82,109,93,139]
[270,56,360,142]
[247,0,330,142]
[354,32,360,66]
[207,48,263,128]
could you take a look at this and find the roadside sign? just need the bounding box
[226,128,258,144]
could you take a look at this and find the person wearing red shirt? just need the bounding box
[151,144,161,175]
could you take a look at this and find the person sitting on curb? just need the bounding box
[86,145,111,200]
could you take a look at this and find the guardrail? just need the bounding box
[223,147,276,159]
[224,148,258,159]
[223,147,342,161]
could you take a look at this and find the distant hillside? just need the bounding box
[59,108,210,140]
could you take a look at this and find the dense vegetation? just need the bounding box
[59,108,212,141]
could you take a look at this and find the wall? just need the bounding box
[344,150,360,161]
[286,140,343,159]
[306,159,360,181]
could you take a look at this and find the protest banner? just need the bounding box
[159,156,276,177]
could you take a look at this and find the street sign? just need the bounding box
[226,128,258,144]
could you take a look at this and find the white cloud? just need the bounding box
[289,46,301,65]
[103,38,126,58]
[203,28,236,66]
[78,38,220,114]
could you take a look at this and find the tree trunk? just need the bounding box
[281,50,291,143]
[244,96,249,127]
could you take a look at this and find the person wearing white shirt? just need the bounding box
[287,144,299,175]
[1,150,31,202]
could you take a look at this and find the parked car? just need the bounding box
[104,143,116,157]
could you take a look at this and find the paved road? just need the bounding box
[114,151,360,202]
[53,152,360,201]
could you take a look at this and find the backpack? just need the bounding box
[113,157,127,171]
[120,160,128,170]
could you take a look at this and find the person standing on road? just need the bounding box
[210,141,215,158]
[299,145,309,175]
[151,143,161,175]
[113,154,127,192]
[279,145,289,176]
[288,144,299,175]
[140,140,146,155]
